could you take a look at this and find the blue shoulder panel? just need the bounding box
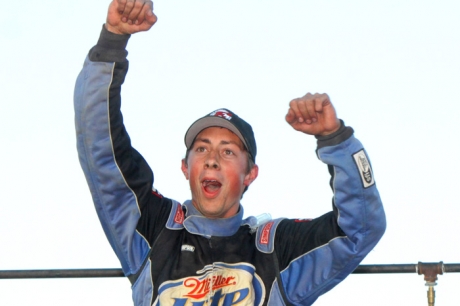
[255,218,285,254]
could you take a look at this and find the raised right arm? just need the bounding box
[73,1,158,276]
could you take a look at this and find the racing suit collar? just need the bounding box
[183,200,245,237]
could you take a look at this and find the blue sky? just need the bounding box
[1,0,459,305]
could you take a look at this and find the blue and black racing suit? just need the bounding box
[74,26,386,306]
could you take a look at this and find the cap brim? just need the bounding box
[185,117,248,150]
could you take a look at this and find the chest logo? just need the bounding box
[156,263,265,306]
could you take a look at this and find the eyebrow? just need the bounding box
[194,138,242,148]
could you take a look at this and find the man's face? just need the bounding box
[181,127,258,219]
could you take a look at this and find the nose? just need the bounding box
[204,151,220,169]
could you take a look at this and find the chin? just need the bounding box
[200,207,224,218]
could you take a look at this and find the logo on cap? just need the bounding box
[209,109,233,121]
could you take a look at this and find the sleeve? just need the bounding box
[274,122,386,305]
[74,26,168,277]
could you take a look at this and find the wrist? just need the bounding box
[105,23,125,35]
[88,25,131,63]
[315,120,354,149]
[317,120,341,137]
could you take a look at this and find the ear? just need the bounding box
[181,158,189,180]
[243,164,259,187]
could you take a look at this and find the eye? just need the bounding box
[224,149,234,156]
[195,146,206,152]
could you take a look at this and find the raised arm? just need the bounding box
[73,0,159,277]
[272,93,386,305]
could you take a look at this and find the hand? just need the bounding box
[285,93,341,136]
[105,0,157,35]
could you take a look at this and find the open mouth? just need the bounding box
[202,179,222,193]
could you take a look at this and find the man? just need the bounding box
[74,0,386,305]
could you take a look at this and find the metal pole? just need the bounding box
[353,264,416,274]
[0,268,124,279]
[427,285,435,306]
[1,263,460,279]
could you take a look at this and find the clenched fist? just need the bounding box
[285,93,340,136]
[105,0,157,35]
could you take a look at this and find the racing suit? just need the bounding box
[74,26,386,306]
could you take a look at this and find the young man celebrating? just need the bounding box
[74,1,386,305]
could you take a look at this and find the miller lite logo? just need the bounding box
[156,263,265,306]
[182,274,237,299]
[210,109,233,121]
[353,150,375,188]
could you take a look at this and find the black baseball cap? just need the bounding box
[184,109,257,163]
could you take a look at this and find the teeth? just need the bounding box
[202,180,220,187]
[202,179,222,192]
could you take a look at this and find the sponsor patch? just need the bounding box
[260,221,274,245]
[353,150,375,188]
[181,245,195,252]
[151,187,163,198]
[294,218,313,223]
[174,203,184,224]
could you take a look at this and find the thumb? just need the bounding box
[285,108,296,124]
[144,9,158,25]
[136,6,157,31]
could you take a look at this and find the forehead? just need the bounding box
[194,127,244,147]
